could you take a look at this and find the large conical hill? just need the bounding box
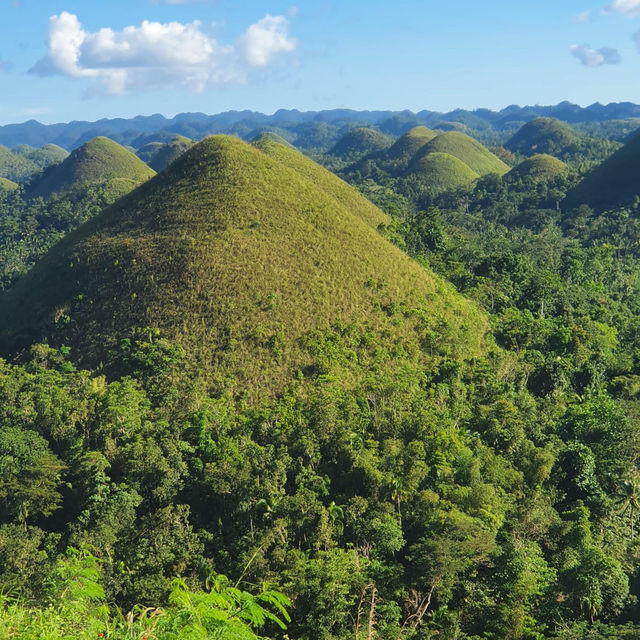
[26,136,156,200]
[405,152,479,193]
[564,134,640,211]
[416,132,509,176]
[507,154,569,182]
[505,117,581,157]
[0,135,488,399]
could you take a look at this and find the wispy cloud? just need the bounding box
[30,12,297,96]
[570,44,621,66]
[0,59,12,72]
[603,0,640,16]
[575,9,592,22]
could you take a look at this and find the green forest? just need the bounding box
[3,114,640,640]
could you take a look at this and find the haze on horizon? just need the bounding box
[1,0,640,125]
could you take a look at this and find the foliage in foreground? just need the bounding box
[0,548,290,639]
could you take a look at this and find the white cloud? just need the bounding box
[570,44,621,66]
[603,0,640,15]
[240,14,297,67]
[575,9,591,22]
[30,11,296,95]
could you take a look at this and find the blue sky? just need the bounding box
[1,0,640,124]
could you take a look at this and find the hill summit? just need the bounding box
[26,136,155,200]
[0,135,488,398]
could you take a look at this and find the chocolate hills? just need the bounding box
[412,131,509,177]
[382,126,438,173]
[26,136,156,201]
[505,117,620,164]
[0,135,488,399]
[328,127,393,161]
[147,135,195,172]
[12,143,68,169]
[343,127,508,190]
[506,118,582,157]
[0,144,39,182]
[507,154,569,182]
[405,151,480,192]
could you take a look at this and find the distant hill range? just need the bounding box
[3,101,640,152]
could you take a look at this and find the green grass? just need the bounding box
[328,127,393,160]
[384,126,437,168]
[253,134,388,229]
[564,133,640,211]
[507,154,569,182]
[0,135,489,400]
[26,136,156,200]
[0,176,18,191]
[417,131,509,176]
[148,135,195,172]
[404,151,479,192]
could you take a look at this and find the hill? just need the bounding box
[0,145,38,182]
[505,117,620,165]
[383,126,438,172]
[0,135,488,398]
[328,127,393,161]
[26,137,156,201]
[415,131,509,176]
[564,133,640,211]
[148,135,195,172]
[404,151,480,192]
[342,126,438,179]
[12,143,68,169]
[136,141,164,164]
[505,117,582,156]
[507,154,569,182]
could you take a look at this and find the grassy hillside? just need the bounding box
[507,153,569,182]
[505,117,620,165]
[0,177,18,191]
[148,135,195,172]
[0,135,488,399]
[328,127,393,161]
[417,131,509,176]
[405,151,479,192]
[564,133,640,211]
[26,137,155,200]
[12,143,69,169]
[506,117,581,155]
[383,126,437,170]
[253,133,389,229]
